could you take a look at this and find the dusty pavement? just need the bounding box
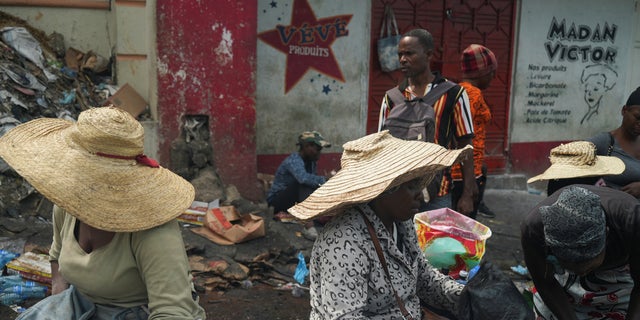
[0,182,547,319]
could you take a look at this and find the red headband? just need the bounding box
[96,152,159,168]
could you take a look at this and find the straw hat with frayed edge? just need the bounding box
[288,131,472,220]
[0,106,195,232]
[527,141,625,183]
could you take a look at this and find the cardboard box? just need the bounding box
[191,206,265,246]
[106,83,147,118]
[178,200,218,226]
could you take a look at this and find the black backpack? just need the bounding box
[382,81,456,142]
[382,81,462,199]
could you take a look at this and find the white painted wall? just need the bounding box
[510,0,637,143]
[256,0,371,154]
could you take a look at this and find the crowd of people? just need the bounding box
[1,24,639,320]
[275,27,640,319]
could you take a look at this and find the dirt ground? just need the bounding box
[201,283,310,320]
[0,188,546,319]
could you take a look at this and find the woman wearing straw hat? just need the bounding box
[527,141,625,195]
[289,131,472,320]
[521,185,640,320]
[0,107,206,319]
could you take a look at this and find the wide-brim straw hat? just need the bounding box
[288,131,472,220]
[527,141,625,183]
[0,106,195,232]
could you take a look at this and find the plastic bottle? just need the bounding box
[467,265,481,281]
[2,285,47,298]
[0,250,19,269]
[0,293,22,306]
[455,269,469,285]
[0,275,24,289]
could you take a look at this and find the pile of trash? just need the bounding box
[0,11,120,129]
[0,10,149,217]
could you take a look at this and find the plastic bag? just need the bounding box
[294,252,309,285]
[456,261,535,320]
[377,5,402,72]
[1,27,57,81]
[414,208,491,277]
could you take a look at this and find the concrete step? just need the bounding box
[486,174,529,191]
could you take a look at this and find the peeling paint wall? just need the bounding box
[156,0,260,200]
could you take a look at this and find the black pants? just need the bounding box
[267,182,317,213]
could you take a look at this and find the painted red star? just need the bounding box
[258,0,352,93]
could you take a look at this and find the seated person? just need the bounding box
[521,185,640,319]
[0,107,206,319]
[588,86,640,199]
[289,131,472,319]
[526,141,624,195]
[267,131,330,216]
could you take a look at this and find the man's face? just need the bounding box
[475,70,495,90]
[301,142,322,161]
[398,36,431,78]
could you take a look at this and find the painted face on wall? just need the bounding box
[398,36,431,78]
[582,74,607,109]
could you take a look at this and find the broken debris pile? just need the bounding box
[0,11,120,125]
[0,10,148,218]
[188,247,305,293]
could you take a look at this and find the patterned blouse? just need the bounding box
[309,204,463,319]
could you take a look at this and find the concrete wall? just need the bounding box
[509,0,639,177]
[156,0,261,200]
[255,0,371,175]
[1,6,115,58]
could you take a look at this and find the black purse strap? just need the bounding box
[356,207,416,320]
[607,132,615,156]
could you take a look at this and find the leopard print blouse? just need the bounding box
[309,204,462,319]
